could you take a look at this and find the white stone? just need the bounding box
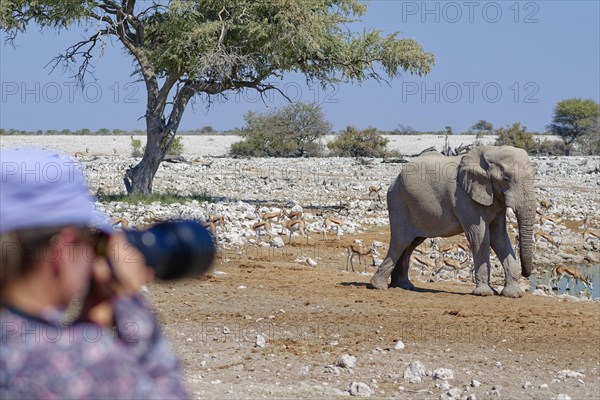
[556,370,585,380]
[439,387,462,400]
[269,236,285,248]
[306,257,318,267]
[404,361,427,383]
[433,368,454,380]
[337,353,357,369]
[348,381,372,397]
[394,340,406,350]
[255,333,266,348]
[324,365,341,376]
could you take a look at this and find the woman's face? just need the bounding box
[55,228,97,307]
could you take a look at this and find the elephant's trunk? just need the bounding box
[516,205,535,277]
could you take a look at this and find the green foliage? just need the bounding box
[549,98,600,154]
[230,102,330,157]
[388,124,417,135]
[138,0,434,83]
[327,126,390,157]
[167,136,184,156]
[531,139,567,156]
[97,191,212,205]
[574,126,600,155]
[130,135,144,157]
[494,123,535,152]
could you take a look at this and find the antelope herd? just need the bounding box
[110,191,596,293]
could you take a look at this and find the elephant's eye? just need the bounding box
[502,175,511,182]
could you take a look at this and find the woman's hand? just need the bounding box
[78,232,152,326]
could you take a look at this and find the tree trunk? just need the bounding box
[124,116,175,194]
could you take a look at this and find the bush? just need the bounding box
[494,123,535,152]
[574,127,600,155]
[531,139,567,156]
[327,126,391,157]
[130,136,144,157]
[230,102,330,157]
[167,136,184,156]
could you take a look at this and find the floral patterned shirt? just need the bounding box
[0,295,189,399]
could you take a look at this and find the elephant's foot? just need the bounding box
[472,284,495,296]
[390,279,415,291]
[501,284,524,298]
[370,274,389,290]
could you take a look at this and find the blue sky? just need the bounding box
[1,1,599,133]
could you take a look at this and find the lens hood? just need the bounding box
[124,220,215,280]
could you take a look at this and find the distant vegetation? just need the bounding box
[0,127,230,135]
[96,191,211,205]
[494,122,567,156]
[548,98,600,156]
[328,126,397,158]
[4,99,597,157]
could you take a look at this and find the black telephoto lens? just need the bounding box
[124,220,216,280]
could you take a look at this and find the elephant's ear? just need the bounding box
[457,149,493,205]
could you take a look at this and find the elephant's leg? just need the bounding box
[466,226,495,296]
[370,240,407,289]
[490,214,523,298]
[390,237,425,290]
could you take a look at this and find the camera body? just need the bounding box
[122,220,216,280]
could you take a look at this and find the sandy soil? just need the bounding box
[148,225,600,400]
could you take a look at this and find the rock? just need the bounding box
[269,236,285,248]
[470,379,481,388]
[404,361,427,383]
[522,381,533,389]
[556,395,571,400]
[433,368,454,380]
[490,385,501,396]
[255,333,266,348]
[306,257,318,267]
[540,383,549,389]
[299,365,310,375]
[556,370,585,380]
[337,353,357,369]
[435,381,451,390]
[348,382,372,397]
[324,365,341,376]
[439,387,461,400]
[394,340,406,350]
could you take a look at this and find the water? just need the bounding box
[530,265,600,300]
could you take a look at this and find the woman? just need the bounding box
[0,148,189,399]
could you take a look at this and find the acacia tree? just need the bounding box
[2,0,434,193]
[548,98,600,156]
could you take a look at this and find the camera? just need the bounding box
[115,220,216,280]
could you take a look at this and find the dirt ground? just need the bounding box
[146,226,600,400]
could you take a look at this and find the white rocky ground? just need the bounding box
[2,134,599,280]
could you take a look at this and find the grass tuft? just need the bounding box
[97,191,213,205]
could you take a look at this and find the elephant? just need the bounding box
[370,145,536,297]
